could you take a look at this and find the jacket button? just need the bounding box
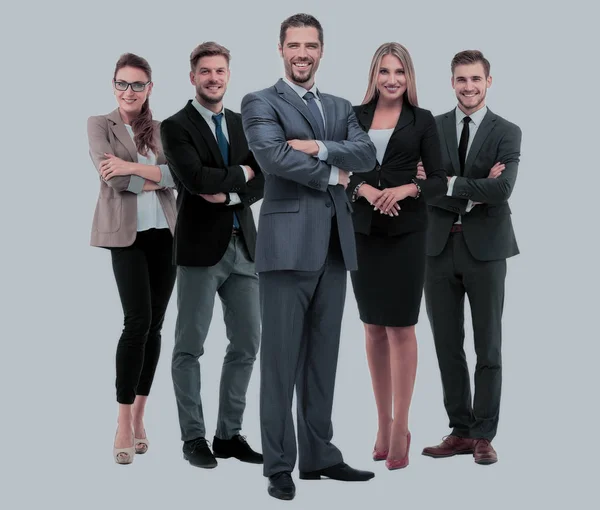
[325,202,331,207]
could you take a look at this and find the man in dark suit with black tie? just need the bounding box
[419,50,522,465]
[160,42,264,469]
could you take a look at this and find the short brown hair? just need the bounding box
[451,50,491,77]
[190,41,231,72]
[280,13,323,47]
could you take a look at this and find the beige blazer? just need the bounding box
[87,109,177,247]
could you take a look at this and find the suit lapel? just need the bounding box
[355,102,375,131]
[464,109,497,175]
[319,93,336,140]
[184,101,225,166]
[225,109,243,164]
[275,79,323,139]
[442,110,461,176]
[107,109,138,162]
[354,101,414,164]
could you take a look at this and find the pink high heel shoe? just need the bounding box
[372,446,389,461]
[385,431,411,470]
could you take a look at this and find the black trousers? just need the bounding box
[424,231,506,440]
[110,228,176,405]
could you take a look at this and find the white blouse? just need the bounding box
[124,124,169,232]
[368,128,394,165]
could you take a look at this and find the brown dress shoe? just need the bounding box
[422,435,475,458]
[473,439,497,465]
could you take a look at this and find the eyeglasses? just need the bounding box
[113,80,151,92]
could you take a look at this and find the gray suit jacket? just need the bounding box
[426,108,521,260]
[241,79,376,272]
[87,109,177,247]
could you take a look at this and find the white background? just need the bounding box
[2,0,598,508]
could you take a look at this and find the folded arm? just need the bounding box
[448,125,522,204]
[160,118,248,195]
[229,154,265,208]
[87,116,145,193]
[319,104,377,174]
[241,93,337,191]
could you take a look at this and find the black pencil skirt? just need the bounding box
[350,230,426,327]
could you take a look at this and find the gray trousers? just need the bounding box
[259,227,346,477]
[172,235,260,442]
[424,231,506,441]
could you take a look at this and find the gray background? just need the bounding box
[2,0,598,508]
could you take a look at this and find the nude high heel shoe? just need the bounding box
[135,432,149,455]
[114,430,135,465]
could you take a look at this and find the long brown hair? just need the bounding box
[113,53,157,156]
[362,42,418,107]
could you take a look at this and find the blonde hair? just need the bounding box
[362,42,418,106]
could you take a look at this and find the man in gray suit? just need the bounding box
[241,13,377,501]
[419,50,522,465]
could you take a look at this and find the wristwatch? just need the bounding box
[224,194,231,205]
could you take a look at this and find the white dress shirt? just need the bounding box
[447,105,488,224]
[191,97,250,205]
[123,124,169,232]
[282,77,340,185]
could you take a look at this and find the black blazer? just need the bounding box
[426,108,521,261]
[160,100,264,267]
[348,101,447,236]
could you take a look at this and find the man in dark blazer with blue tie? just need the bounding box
[420,50,522,465]
[241,13,377,501]
[160,42,264,470]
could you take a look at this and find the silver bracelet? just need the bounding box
[351,181,366,202]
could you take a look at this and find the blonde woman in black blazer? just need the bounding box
[347,43,447,470]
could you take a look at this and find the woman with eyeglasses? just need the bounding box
[87,53,177,465]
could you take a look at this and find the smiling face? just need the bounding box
[190,55,230,108]
[279,26,323,88]
[113,66,152,119]
[452,62,492,115]
[376,54,407,104]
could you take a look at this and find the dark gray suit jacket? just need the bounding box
[241,79,376,272]
[426,108,522,261]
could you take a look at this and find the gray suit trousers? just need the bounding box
[259,222,346,477]
[172,235,260,441]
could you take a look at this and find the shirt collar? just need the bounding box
[455,104,488,127]
[282,76,320,101]
[192,97,225,125]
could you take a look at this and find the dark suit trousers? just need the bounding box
[424,231,506,440]
[110,228,176,405]
[259,221,346,477]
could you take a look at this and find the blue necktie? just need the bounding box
[303,91,325,139]
[212,113,239,229]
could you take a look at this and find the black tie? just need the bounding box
[303,91,325,139]
[458,116,471,173]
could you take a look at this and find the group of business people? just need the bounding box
[87,12,522,501]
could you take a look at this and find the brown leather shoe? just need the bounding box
[422,435,475,458]
[473,439,497,465]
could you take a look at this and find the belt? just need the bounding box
[232,227,241,236]
[450,224,463,233]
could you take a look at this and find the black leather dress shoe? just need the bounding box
[212,434,263,464]
[299,462,375,481]
[268,471,295,500]
[182,437,218,469]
